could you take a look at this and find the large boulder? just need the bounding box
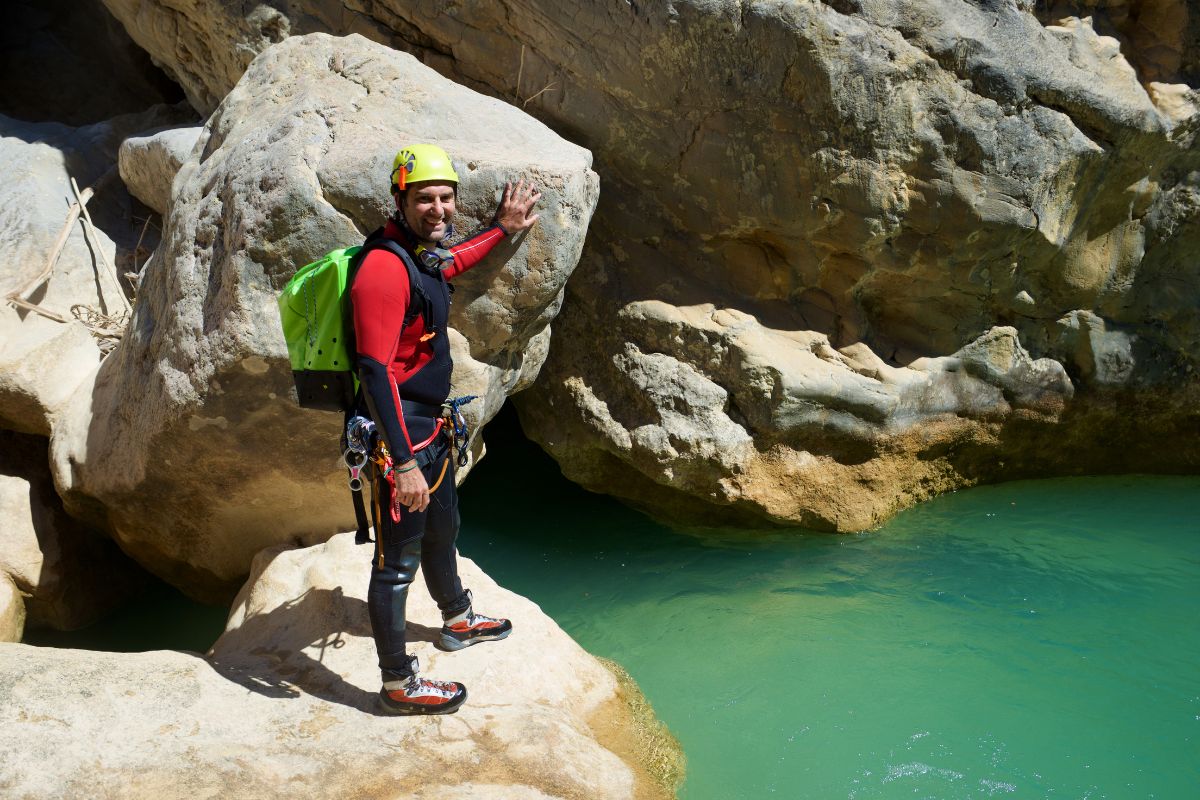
[51,34,598,600]
[0,533,680,799]
[522,301,1085,529]
[95,1,1200,530]
[0,431,147,630]
[511,3,1200,528]
[0,105,194,437]
[118,125,203,216]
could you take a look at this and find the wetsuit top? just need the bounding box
[351,218,507,462]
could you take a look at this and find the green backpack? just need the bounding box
[278,231,431,411]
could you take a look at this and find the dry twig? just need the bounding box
[71,176,132,316]
[4,186,94,320]
[523,81,559,107]
[515,44,525,103]
[71,304,129,356]
[8,296,68,323]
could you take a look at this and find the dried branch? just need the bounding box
[523,81,559,107]
[8,296,68,323]
[5,186,94,312]
[71,176,132,316]
[133,214,152,272]
[515,44,526,103]
[71,304,130,356]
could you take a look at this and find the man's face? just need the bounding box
[401,180,456,244]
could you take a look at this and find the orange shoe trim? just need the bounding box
[449,620,504,632]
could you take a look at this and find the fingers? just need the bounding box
[400,488,429,513]
[396,468,430,513]
[506,179,541,208]
[495,178,542,233]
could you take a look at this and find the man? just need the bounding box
[351,143,540,715]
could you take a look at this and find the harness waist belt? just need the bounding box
[400,399,444,419]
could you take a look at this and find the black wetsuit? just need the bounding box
[350,218,505,680]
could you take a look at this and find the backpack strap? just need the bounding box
[362,238,435,332]
[343,228,436,371]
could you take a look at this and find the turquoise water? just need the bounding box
[23,404,1199,798]
[461,408,1200,799]
[23,579,227,652]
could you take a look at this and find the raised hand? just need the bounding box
[494,178,541,234]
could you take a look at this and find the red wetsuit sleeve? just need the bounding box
[444,224,507,279]
[351,248,414,461]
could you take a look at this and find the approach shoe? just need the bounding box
[440,590,513,651]
[378,658,466,716]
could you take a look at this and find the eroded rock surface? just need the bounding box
[51,33,598,600]
[95,2,1200,528]
[1036,1,1199,86]
[0,533,678,799]
[118,125,202,216]
[0,105,192,436]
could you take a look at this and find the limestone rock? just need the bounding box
[51,34,598,600]
[0,105,193,436]
[96,2,1200,528]
[0,533,678,799]
[0,574,22,643]
[100,0,300,115]
[118,126,203,216]
[1035,2,1198,86]
[0,431,147,630]
[518,300,1077,530]
[1052,310,1137,387]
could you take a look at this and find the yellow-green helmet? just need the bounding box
[391,143,459,191]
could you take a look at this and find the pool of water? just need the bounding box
[460,407,1200,799]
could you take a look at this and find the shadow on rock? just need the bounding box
[207,585,439,716]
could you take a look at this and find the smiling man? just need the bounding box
[350,143,540,715]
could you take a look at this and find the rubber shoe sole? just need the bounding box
[377,683,467,716]
[439,622,513,651]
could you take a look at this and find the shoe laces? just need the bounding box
[465,609,503,627]
[403,675,459,699]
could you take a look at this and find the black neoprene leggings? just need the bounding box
[367,433,471,680]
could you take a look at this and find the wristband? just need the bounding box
[395,461,419,474]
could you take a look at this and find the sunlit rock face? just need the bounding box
[1034,0,1199,85]
[51,33,598,601]
[118,125,203,216]
[97,1,1200,529]
[0,534,678,799]
[0,104,193,437]
[0,575,22,643]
